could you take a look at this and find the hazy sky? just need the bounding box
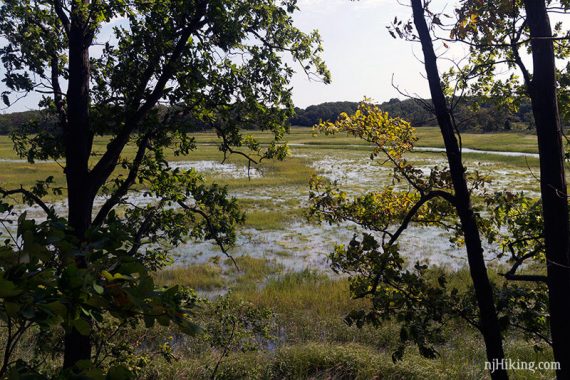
[0,1,451,112]
[291,0,430,107]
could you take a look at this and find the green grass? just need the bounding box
[232,270,396,347]
[153,255,283,291]
[1,260,556,379]
[243,209,295,230]
[224,256,282,289]
[0,128,545,200]
[0,128,559,379]
[415,127,539,153]
[235,270,357,314]
[154,263,225,290]
[140,266,556,379]
[0,162,65,201]
[282,126,540,153]
[152,342,462,380]
[239,197,304,230]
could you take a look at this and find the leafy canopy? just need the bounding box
[0,0,329,377]
[309,101,550,361]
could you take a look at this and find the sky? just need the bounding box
[0,1,462,112]
[290,0,430,107]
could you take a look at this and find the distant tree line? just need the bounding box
[291,97,536,132]
[0,97,536,135]
[0,110,44,134]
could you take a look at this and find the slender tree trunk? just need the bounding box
[521,2,570,377]
[62,0,94,369]
[410,1,507,379]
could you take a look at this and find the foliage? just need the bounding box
[0,199,201,378]
[203,293,274,379]
[0,0,329,376]
[429,1,570,126]
[308,101,552,362]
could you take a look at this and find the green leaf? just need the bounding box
[73,318,91,336]
[4,302,20,317]
[101,270,114,281]
[157,315,170,327]
[177,319,201,335]
[93,282,104,295]
[44,301,67,317]
[0,278,22,298]
[143,315,155,328]
[106,365,134,380]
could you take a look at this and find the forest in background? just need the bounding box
[0,96,537,135]
[291,97,538,131]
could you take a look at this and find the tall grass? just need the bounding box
[154,263,225,290]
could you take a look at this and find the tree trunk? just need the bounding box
[410,1,507,379]
[522,2,570,378]
[62,0,94,369]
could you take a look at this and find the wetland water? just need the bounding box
[1,146,541,272]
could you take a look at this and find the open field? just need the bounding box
[0,128,558,379]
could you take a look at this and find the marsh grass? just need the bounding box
[0,129,558,379]
[224,256,282,289]
[154,263,225,290]
[153,342,460,380]
[240,198,304,230]
[0,129,546,203]
[243,209,296,230]
[1,258,556,379]
[284,126,539,153]
[142,264,555,379]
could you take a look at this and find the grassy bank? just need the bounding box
[0,129,542,200]
[146,262,554,379]
[0,257,555,379]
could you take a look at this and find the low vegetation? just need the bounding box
[132,266,557,379]
[0,127,553,378]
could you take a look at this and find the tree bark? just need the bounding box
[62,0,94,369]
[410,1,507,379]
[521,2,570,378]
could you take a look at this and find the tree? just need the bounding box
[309,105,553,379]
[409,2,507,378]
[312,1,570,378]
[449,1,570,376]
[308,1,567,377]
[520,5,570,375]
[0,0,328,376]
[309,102,465,361]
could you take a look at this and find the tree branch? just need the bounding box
[53,0,70,36]
[177,201,238,270]
[0,188,56,218]
[92,132,152,227]
[388,190,455,246]
[89,1,209,194]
